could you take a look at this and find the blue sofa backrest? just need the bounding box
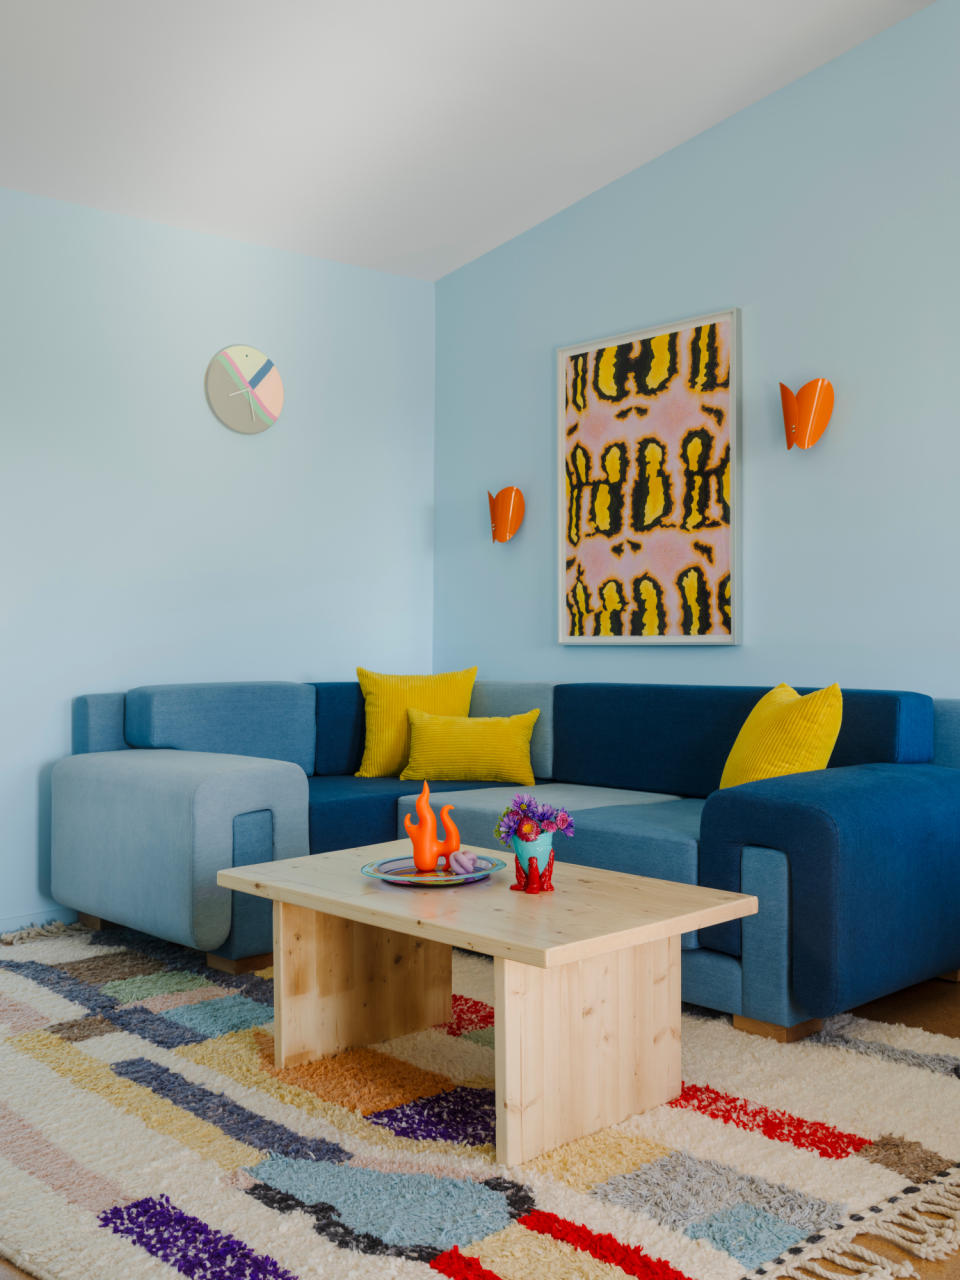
[125,683,317,773]
[313,683,366,775]
[553,684,934,798]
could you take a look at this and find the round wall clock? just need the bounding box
[205,345,284,434]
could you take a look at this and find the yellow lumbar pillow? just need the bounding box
[719,683,843,789]
[355,666,477,778]
[400,707,540,785]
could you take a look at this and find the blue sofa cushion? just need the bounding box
[563,799,703,882]
[307,776,500,854]
[563,800,704,950]
[125,683,317,774]
[395,783,682,857]
[312,682,366,776]
[698,762,960,1014]
[73,692,128,754]
[553,684,934,797]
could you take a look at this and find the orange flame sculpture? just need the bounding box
[488,487,525,543]
[403,780,461,872]
[780,379,834,450]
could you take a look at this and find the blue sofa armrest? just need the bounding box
[51,750,308,951]
[699,763,960,1016]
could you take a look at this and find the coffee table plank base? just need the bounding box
[494,935,681,1165]
[273,902,453,1068]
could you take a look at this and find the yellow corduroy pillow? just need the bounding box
[400,707,540,785]
[719,683,843,789]
[355,666,477,778]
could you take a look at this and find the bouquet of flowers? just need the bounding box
[494,793,575,846]
[494,793,574,894]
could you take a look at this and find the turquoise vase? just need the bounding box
[510,831,553,874]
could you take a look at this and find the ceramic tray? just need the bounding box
[360,852,506,887]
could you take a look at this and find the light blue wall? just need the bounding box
[0,189,435,931]
[434,0,960,692]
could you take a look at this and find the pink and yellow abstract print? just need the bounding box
[561,313,735,642]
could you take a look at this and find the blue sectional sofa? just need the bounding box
[51,679,960,1035]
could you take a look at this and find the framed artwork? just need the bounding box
[559,310,738,644]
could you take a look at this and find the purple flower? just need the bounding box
[496,795,575,845]
[494,806,523,846]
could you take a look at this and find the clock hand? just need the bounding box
[228,387,257,420]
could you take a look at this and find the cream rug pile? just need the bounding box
[1,924,959,1280]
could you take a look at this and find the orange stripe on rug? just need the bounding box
[0,1099,126,1213]
[669,1082,870,1159]
[252,1027,455,1114]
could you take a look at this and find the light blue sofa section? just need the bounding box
[52,748,308,952]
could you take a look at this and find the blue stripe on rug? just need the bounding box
[160,993,271,1036]
[0,959,117,1015]
[105,1005,209,1048]
[99,1194,297,1279]
[111,1058,350,1163]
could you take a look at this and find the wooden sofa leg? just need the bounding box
[205,952,272,976]
[77,912,108,930]
[733,1014,823,1043]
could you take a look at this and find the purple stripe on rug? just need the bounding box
[112,1058,350,1163]
[367,1086,495,1146]
[100,1194,298,1280]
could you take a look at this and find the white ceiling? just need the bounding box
[0,0,931,280]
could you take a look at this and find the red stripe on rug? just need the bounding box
[519,1209,693,1280]
[669,1082,870,1159]
[438,994,495,1037]
[430,1245,504,1279]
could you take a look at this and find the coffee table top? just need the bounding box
[218,840,757,968]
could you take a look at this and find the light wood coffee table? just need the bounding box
[218,841,756,1165]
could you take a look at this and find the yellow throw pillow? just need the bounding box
[355,666,477,777]
[400,708,540,785]
[719,683,843,789]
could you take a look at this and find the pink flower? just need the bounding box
[555,811,570,829]
[516,817,541,842]
[541,819,558,832]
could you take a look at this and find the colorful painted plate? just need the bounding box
[361,853,506,887]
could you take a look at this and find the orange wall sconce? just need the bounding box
[780,379,834,450]
[488,486,525,542]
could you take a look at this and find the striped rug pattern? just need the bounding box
[1,925,959,1280]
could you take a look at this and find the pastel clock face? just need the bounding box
[205,345,284,434]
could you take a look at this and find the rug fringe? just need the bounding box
[778,1239,916,1279]
[0,920,85,946]
[769,1175,960,1280]
[866,1182,960,1260]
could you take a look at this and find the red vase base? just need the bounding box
[510,850,555,893]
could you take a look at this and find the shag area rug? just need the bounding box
[1,926,959,1280]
